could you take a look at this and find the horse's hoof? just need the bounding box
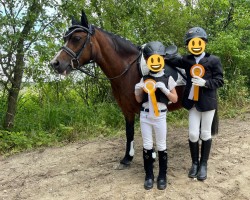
[120,155,133,165]
[115,163,130,170]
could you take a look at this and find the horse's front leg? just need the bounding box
[119,118,135,168]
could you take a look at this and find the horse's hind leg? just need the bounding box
[119,118,135,168]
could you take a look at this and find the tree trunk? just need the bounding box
[3,47,24,129]
[3,1,42,130]
[4,86,21,129]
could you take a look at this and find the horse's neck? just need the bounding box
[93,29,139,79]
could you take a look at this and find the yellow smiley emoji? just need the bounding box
[146,54,165,72]
[188,37,206,55]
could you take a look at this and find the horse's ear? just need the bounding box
[81,10,89,28]
[71,16,79,25]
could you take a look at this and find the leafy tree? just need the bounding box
[0,0,249,132]
[0,0,64,129]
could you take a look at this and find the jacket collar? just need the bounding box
[189,52,210,64]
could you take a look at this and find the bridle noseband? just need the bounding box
[61,25,95,69]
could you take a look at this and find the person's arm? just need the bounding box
[134,78,144,103]
[165,45,184,68]
[135,93,143,103]
[192,57,224,89]
[166,88,178,103]
[204,57,224,89]
[155,81,178,103]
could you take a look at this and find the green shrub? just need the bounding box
[0,130,57,155]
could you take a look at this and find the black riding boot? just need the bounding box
[197,139,212,181]
[188,140,199,178]
[143,148,155,190]
[157,150,167,190]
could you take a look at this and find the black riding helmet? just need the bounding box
[184,27,208,45]
[143,41,165,59]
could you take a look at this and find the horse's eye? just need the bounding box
[71,36,81,42]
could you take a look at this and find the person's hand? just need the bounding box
[192,76,206,87]
[155,82,170,95]
[134,79,144,95]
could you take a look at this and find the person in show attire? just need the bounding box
[135,41,178,190]
[166,27,224,181]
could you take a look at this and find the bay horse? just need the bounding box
[50,11,216,168]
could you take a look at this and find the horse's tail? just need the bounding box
[211,109,219,135]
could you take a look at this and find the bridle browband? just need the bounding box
[61,24,141,80]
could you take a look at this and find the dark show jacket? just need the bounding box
[167,53,224,112]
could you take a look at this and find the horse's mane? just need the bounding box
[95,26,140,54]
[66,17,140,54]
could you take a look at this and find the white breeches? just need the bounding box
[140,111,167,151]
[189,107,215,142]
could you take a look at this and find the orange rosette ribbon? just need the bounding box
[143,79,159,117]
[190,64,205,101]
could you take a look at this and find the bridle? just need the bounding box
[60,24,141,80]
[61,25,95,70]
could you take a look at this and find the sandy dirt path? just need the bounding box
[0,113,250,200]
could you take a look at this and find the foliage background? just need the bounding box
[0,0,249,155]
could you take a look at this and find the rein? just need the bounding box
[76,52,142,80]
[107,52,141,80]
[61,24,142,80]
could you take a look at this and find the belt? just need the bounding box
[140,107,167,113]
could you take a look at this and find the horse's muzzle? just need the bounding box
[50,60,65,74]
[50,60,72,75]
[50,60,60,72]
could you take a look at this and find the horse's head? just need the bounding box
[50,11,95,75]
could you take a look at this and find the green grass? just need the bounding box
[0,84,249,156]
[0,92,126,155]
